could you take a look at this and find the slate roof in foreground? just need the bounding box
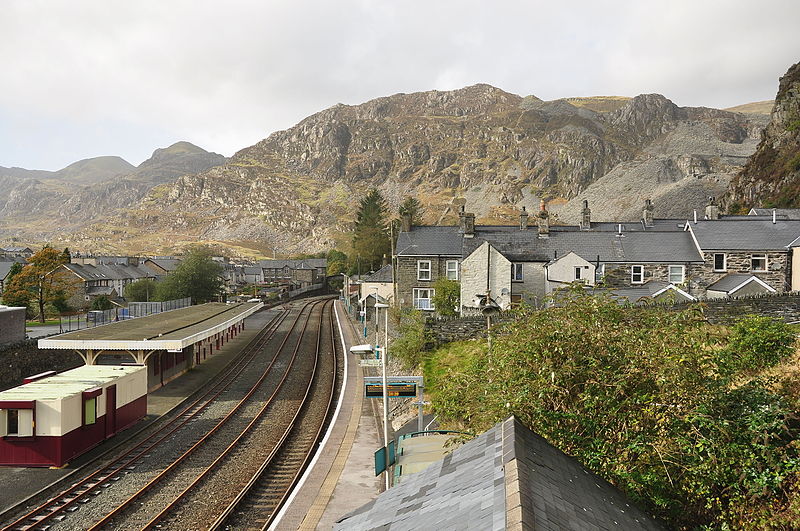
[334,416,664,531]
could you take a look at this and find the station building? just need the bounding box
[0,365,147,467]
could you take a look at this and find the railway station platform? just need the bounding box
[0,308,277,515]
[38,302,262,391]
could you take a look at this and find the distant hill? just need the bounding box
[54,156,135,185]
[724,100,774,115]
[561,96,632,113]
[0,141,226,249]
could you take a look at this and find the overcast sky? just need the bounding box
[1,0,798,171]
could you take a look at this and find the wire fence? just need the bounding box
[58,297,192,332]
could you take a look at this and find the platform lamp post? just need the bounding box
[374,301,390,489]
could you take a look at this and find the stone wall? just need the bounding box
[0,340,83,391]
[396,255,458,310]
[0,307,26,346]
[694,251,790,293]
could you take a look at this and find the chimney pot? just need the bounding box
[580,200,591,230]
[642,199,654,228]
[773,208,777,224]
[520,206,529,230]
[401,212,412,232]
[537,201,549,238]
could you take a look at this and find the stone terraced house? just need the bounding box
[394,200,800,314]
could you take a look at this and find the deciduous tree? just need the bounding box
[4,246,77,322]
[155,245,223,303]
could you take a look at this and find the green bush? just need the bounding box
[431,278,460,317]
[721,316,796,373]
[424,292,800,528]
[389,309,430,367]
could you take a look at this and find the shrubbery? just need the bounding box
[423,291,800,529]
[389,309,430,368]
[720,315,796,373]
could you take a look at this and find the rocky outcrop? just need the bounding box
[728,62,800,209]
[0,86,769,256]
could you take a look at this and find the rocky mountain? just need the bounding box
[727,62,800,210]
[0,86,770,256]
[0,142,226,245]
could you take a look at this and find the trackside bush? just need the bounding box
[424,291,800,529]
[721,315,796,373]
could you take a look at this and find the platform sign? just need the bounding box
[374,446,387,476]
[365,382,417,398]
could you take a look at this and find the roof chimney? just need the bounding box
[693,209,697,224]
[704,196,719,220]
[537,199,549,238]
[642,199,654,228]
[579,200,591,231]
[460,207,475,236]
[773,208,777,224]
[519,206,529,230]
[401,212,412,233]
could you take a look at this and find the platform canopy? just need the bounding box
[39,302,262,364]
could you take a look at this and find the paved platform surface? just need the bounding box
[38,302,260,346]
[0,308,277,514]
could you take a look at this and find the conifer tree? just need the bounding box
[352,189,391,272]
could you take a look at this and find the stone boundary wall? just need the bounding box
[668,292,800,324]
[0,339,82,392]
[425,292,800,345]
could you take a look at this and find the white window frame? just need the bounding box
[668,265,685,284]
[417,260,432,281]
[631,265,644,284]
[413,288,435,310]
[713,253,726,272]
[512,263,524,282]
[1,408,33,437]
[751,254,767,272]
[446,260,459,281]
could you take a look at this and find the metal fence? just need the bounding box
[58,297,192,332]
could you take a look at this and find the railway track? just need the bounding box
[0,297,340,531]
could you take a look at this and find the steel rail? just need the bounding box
[148,298,335,530]
[87,300,325,530]
[257,297,340,530]
[1,307,289,531]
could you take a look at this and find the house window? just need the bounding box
[574,267,582,280]
[512,263,524,282]
[7,409,18,435]
[751,254,767,272]
[84,397,97,426]
[446,260,459,281]
[713,253,726,272]
[631,265,644,284]
[413,288,435,310]
[417,260,432,281]
[595,264,605,284]
[668,265,685,284]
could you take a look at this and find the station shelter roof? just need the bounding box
[38,302,262,352]
[0,365,144,402]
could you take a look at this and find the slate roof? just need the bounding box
[396,226,463,256]
[464,227,703,263]
[335,416,664,530]
[584,219,688,232]
[64,263,156,281]
[750,208,800,219]
[706,274,774,293]
[363,264,393,283]
[259,258,327,269]
[146,258,181,272]
[688,220,800,250]
[0,259,24,280]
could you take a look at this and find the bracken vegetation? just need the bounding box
[419,290,800,529]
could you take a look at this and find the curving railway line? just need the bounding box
[2,296,342,531]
